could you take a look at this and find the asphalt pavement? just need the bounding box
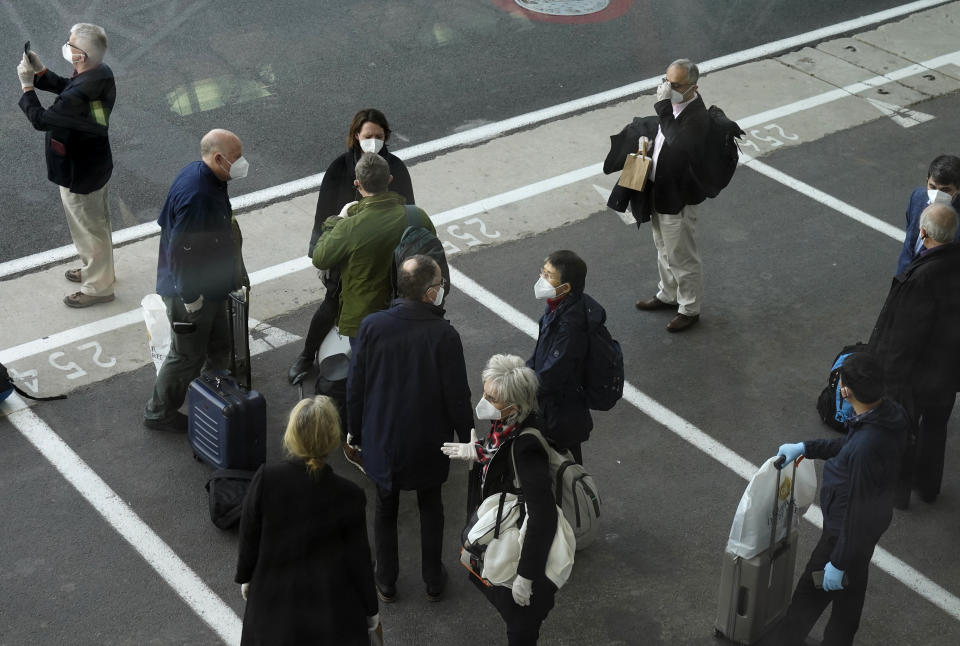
[3,2,960,645]
[0,0,936,264]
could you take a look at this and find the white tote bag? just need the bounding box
[726,456,817,559]
[141,294,171,374]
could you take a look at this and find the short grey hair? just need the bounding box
[481,354,539,424]
[71,23,108,61]
[355,153,390,194]
[920,203,959,243]
[669,58,699,84]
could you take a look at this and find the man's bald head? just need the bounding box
[397,254,441,302]
[920,202,959,245]
[201,129,243,180]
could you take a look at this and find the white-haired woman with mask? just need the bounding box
[442,354,558,646]
[236,396,381,645]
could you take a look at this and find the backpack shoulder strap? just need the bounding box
[404,204,421,228]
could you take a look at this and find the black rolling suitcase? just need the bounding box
[715,458,801,644]
[188,288,266,470]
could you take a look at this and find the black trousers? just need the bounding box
[374,484,445,587]
[483,577,557,646]
[775,531,873,646]
[913,396,956,500]
[300,282,340,358]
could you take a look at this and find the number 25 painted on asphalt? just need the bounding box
[48,340,117,379]
[443,216,502,256]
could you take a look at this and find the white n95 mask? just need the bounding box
[432,286,445,307]
[228,156,249,180]
[534,276,556,300]
[475,397,502,421]
[62,43,79,63]
[360,138,384,154]
[671,89,687,103]
[928,189,952,205]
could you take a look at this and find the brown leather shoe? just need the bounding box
[65,268,81,283]
[667,313,700,332]
[64,291,115,308]
[635,297,677,311]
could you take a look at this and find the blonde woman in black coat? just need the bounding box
[236,396,380,645]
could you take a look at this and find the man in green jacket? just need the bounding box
[312,153,435,338]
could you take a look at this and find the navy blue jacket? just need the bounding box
[347,299,473,491]
[19,64,115,194]
[155,162,237,303]
[803,399,908,570]
[896,188,960,274]
[528,292,602,450]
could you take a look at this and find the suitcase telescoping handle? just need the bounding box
[768,457,801,557]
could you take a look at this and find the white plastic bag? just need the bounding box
[726,456,817,559]
[141,294,171,374]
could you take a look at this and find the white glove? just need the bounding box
[441,428,479,462]
[240,582,249,600]
[17,59,34,89]
[656,80,672,102]
[183,294,204,314]
[339,200,359,218]
[25,50,44,74]
[512,575,533,606]
[346,432,361,449]
[638,135,651,155]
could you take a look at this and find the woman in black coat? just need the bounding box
[235,396,380,646]
[443,354,559,646]
[287,108,416,382]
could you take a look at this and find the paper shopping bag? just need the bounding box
[617,139,652,192]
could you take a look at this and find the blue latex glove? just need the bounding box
[776,442,805,469]
[823,562,845,591]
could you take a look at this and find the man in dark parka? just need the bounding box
[868,202,960,505]
[347,255,474,602]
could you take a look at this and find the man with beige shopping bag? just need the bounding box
[629,58,716,332]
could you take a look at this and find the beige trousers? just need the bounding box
[59,184,115,296]
[650,202,703,316]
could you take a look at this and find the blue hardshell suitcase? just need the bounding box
[187,288,265,470]
[188,372,266,470]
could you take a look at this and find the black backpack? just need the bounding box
[205,469,254,530]
[692,105,745,199]
[582,302,624,411]
[391,205,451,298]
[0,362,66,402]
[815,343,868,433]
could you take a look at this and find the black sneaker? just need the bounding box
[143,412,188,433]
[425,564,448,602]
[375,579,396,603]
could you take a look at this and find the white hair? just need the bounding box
[71,23,108,61]
[920,203,958,243]
[481,354,540,424]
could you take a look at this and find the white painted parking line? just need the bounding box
[448,266,960,622]
[2,3,952,280]
[3,394,243,645]
[741,155,906,242]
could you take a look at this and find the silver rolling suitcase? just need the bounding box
[715,459,801,644]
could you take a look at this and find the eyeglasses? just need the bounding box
[539,268,559,280]
[65,42,89,59]
[661,77,691,91]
